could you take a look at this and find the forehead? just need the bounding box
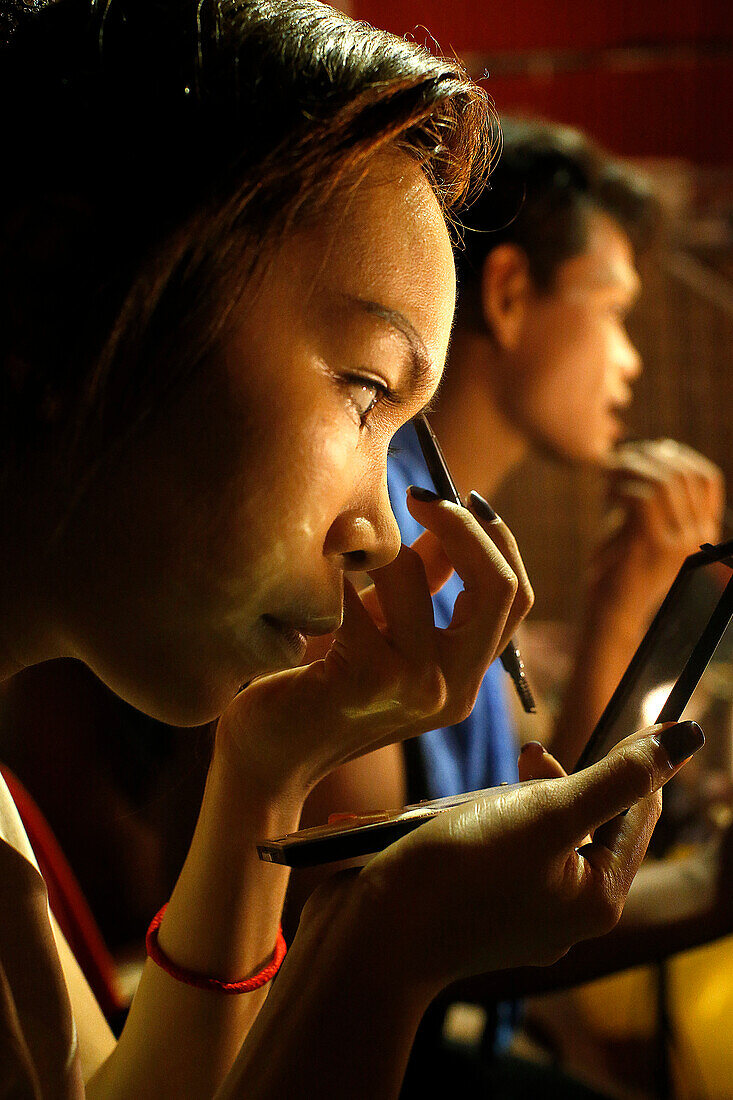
[296,151,456,374]
[556,210,641,298]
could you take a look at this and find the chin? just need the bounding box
[584,437,615,464]
[536,432,609,467]
[89,659,246,730]
[132,685,233,729]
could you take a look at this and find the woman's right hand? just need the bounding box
[346,721,704,990]
[215,489,533,798]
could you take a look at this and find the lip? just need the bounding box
[262,612,342,656]
[606,398,630,433]
[608,390,633,414]
[606,413,627,443]
[295,615,343,637]
[262,615,308,660]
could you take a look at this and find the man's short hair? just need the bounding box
[457,116,661,292]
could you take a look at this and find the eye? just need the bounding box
[344,376,386,423]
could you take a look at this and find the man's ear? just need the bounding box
[480,244,532,353]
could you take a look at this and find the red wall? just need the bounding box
[354,2,733,163]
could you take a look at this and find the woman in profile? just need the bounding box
[0,2,701,1096]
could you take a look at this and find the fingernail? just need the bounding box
[654,721,705,767]
[468,490,498,522]
[520,740,546,754]
[409,485,439,502]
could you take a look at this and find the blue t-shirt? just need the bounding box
[389,422,522,1052]
[387,422,519,798]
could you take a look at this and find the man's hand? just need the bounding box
[596,439,725,627]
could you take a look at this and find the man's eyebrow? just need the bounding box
[341,295,435,392]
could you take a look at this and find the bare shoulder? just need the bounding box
[0,776,113,1090]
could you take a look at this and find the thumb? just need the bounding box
[518,742,567,782]
[552,721,705,849]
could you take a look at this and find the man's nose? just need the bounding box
[620,331,642,381]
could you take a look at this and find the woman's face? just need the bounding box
[60,152,455,724]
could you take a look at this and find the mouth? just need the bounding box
[606,399,631,436]
[608,389,633,416]
[261,611,342,661]
[261,615,308,661]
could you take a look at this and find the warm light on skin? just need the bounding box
[34,151,455,726]
[497,210,643,464]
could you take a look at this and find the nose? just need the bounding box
[619,329,642,382]
[323,473,402,573]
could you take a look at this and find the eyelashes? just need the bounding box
[347,378,384,421]
[343,373,399,426]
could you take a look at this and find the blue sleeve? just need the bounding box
[387,424,519,798]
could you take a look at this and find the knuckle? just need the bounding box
[517,579,535,615]
[623,748,658,800]
[710,466,725,491]
[588,882,625,936]
[496,567,519,602]
[415,665,448,715]
[446,682,480,726]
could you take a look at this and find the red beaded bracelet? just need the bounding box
[146,904,287,993]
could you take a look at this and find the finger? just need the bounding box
[551,721,705,849]
[605,443,666,483]
[632,440,723,540]
[518,742,566,782]
[355,520,454,627]
[606,445,682,525]
[586,789,659,864]
[578,791,661,901]
[622,476,693,545]
[612,453,688,533]
[645,441,714,533]
[368,544,436,656]
[653,440,725,539]
[467,491,535,638]
[641,439,721,487]
[405,491,527,662]
[407,527,455,595]
[332,577,385,654]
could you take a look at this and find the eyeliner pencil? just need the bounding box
[414,413,536,715]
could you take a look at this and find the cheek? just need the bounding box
[219,413,356,576]
[510,317,611,456]
[531,317,607,414]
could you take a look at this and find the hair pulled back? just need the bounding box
[1,0,494,485]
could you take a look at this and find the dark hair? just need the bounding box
[0,0,494,487]
[457,116,661,295]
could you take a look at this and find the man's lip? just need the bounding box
[609,390,633,412]
[608,413,627,441]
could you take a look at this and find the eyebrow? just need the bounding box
[341,294,437,396]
